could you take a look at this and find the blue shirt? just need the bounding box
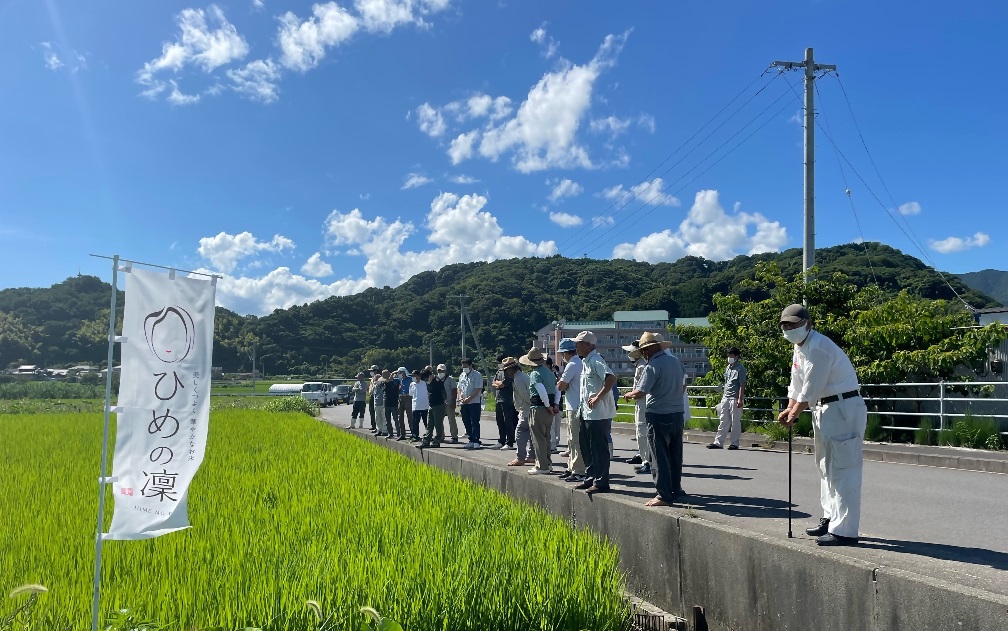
[639,351,684,414]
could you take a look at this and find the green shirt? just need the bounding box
[529,365,557,407]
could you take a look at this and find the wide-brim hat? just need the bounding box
[636,331,672,351]
[519,346,546,366]
[500,356,520,371]
[356,371,367,378]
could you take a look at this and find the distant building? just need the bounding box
[977,307,1008,381]
[534,310,712,379]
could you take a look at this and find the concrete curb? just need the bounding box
[331,420,1008,631]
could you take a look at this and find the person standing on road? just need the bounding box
[384,369,400,439]
[351,371,368,428]
[624,332,685,507]
[373,370,388,436]
[396,367,412,441]
[555,338,586,482]
[708,347,746,451]
[492,353,518,450]
[621,342,651,475]
[457,358,483,449]
[419,366,447,449]
[367,365,379,431]
[547,356,563,453]
[572,331,617,494]
[521,346,558,474]
[777,304,867,547]
[439,364,460,444]
[409,369,429,442]
[505,357,536,466]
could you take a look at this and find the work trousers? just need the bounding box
[714,397,742,448]
[515,408,535,462]
[551,411,562,450]
[496,402,518,446]
[634,401,651,465]
[411,409,428,439]
[368,399,376,430]
[447,405,459,440]
[579,417,612,488]
[813,396,868,538]
[460,402,481,444]
[424,404,446,444]
[529,407,554,471]
[374,404,385,433]
[383,404,396,436]
[397,396,412,438]
[565,408,586,474]
[647,412,685,503]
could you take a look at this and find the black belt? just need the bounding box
[820,390,860,405]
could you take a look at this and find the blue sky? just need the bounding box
[1,0,1005,315]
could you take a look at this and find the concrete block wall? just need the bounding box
[349,430,1008,631]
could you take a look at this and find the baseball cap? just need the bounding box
[780,304,810,324]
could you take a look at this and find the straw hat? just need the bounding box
[635,331,672,351]
[519,346,546,366]
[500,356,520,371]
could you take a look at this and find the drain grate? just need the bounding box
[626,595,687,631]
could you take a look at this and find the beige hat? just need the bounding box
[500,356,520,371]
[519,346,546,366]
[573,330,597,345]
[635,331,672,351]
[436,363,447,371]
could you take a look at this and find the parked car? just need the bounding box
[301,381,334,407]
[333,384,353,405]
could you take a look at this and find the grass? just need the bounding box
[0,410,628,631]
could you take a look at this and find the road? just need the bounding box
[321,405,1008,598]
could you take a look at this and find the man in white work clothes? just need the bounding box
[777,304,867,546]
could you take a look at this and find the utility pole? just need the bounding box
[449,295,469,360]
[249,341,257,394]
[771,48,836,285]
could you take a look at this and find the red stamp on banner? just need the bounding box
[120,488,134,496]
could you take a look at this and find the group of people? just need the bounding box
[346,304,869,545]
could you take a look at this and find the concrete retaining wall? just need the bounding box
[349,430,1008,631]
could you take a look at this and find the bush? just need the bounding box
[865,413,887,442]
[261,395,320,416]
[0,381,104,400]
[915,417,935,446]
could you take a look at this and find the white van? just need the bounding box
[301,381,333,407]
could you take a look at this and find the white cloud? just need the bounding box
[601,178,680,207]
[548,178,583,202]
[898,201,921,216]
[402,173,433,189]
[591,216,615,228]
[197,231,295,273]
[277,3,359,72]
[448,130,478,164]
[529,23,558,58]
[137,5,249,98]
[450,174,479,184]
[929,232,990,254]
[590,115,630,136]
[227,58,282,103]
[210,267,373,316]
[613,190,787,263]
[252,0,265,9]
[355,0,416,32]
[301,252,334,277]
[549,212,583,227]
[41,42,62,70]
[167,80,201,105]
[416,102,446,137]
[637,113,656,133]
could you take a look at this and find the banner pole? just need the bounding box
[91,254,119,631]
[787,425,793,538]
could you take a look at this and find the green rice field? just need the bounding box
[1,410,628,630]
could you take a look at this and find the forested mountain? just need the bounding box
[957,269,1008,306]
[0,243,997,375]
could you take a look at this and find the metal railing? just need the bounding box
[613,382,1008,436]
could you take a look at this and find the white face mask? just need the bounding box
[783,325,809,345]
[727,357,737,366]
[463,367,472,374]
[437,371,446,379]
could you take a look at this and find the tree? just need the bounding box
[0,311,41,368]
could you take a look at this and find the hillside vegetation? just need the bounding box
[0,243,996,375]
[957,269,1008,306]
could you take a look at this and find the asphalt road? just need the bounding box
[322,405,1008,597]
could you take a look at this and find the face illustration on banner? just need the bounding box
[144,306,196,364]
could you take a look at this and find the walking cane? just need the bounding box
[787,424,793,538]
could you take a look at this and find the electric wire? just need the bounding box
[569,73,803,257]
[780,77,973,310]
[813,81,880,290]
[555,67,781,255]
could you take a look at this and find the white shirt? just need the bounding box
[787,329,860,405]
[559,356,583,412]
[410,380,429,411]
[457,369,483,402]
[579,350,617,420]
[632,360,647,410]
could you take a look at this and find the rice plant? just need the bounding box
[0,411,627,631]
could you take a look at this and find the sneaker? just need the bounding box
[573,479,594,490]
[470,442,482,450]
[567,474,587,483]
[727,445,739,451]
[463,442,476,450]
[559,450,569,457]
[416,441,430,449]
[450,437,459,444]
[816,533,859,546]
[497,443,509,450]
[528,468,550,475]
[550,448,560,454]
[635,463,652,475]
[627,454,643,465]
[705,443,721,449]
[557,470,573,480]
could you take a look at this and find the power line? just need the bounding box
[555,67,781,255]
[569,73,803,257]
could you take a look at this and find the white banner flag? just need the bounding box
[105,268,216,540]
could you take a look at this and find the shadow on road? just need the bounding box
[684,463,756,471]
[858,537,1008,571]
